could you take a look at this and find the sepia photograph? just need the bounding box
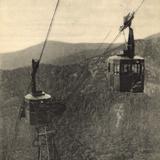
[0,0,160,159]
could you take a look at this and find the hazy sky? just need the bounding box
[0,0,160,53]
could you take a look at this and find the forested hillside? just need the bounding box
[1,34,160,160]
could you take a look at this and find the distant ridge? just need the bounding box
[1,32,160,70]
[145,32,160,40]
[0,41,109,70]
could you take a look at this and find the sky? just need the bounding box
[0,0,160,53]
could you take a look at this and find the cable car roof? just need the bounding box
[107,55,144,61]
[25,92,51,101]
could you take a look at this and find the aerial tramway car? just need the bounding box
[21,59,65,126]
[107,12,144,92]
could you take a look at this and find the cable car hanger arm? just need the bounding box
[134,0,145,13]
[120,0,145,32]
[102,0,145,58]
[31,59,40,95]
[30,0,60,96]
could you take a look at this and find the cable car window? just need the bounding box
[113,64,115,73]
[108,63,111,72]
[123,64,130,73]
[132,64,137,73]
[116,64,120,74]
[114,64,120,74]
[30,102,39,112]
[137,64,140,73]
[141,64,144,73]
[114,64,116,73]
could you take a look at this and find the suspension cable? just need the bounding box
[92,31,122,66]
[93,30,111,55]
[102,31,121,56]
[134,0,145,13]
[39,0,60,64]
[92,0,145,63]
[104,0,145,54]
[64,30,112,102]
[84,30,111,62]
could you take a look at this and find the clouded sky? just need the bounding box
[0,0,160,53]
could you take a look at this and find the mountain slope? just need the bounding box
[0,41,109,70]
[0,33,160,160]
